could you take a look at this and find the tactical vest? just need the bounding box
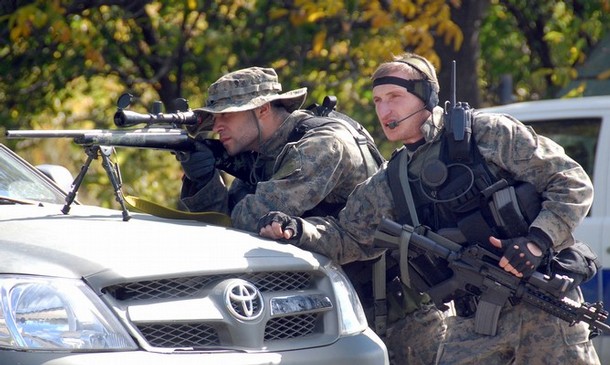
[288,97,385,217]
[387,114,542,288]
[384,111,600,327]
[224,96,385,214]
[302,95,385,178]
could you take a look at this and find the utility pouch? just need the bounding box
[488,181,541,238]
[386,277,433,323]
[550,240,601,288]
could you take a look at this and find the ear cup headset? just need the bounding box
[372,54,440,112]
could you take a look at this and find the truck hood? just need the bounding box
[0,203,325,286]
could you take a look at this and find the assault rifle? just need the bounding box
[374,218,610,337]
[6,93,209,221]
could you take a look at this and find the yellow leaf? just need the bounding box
[544,30,564,44]
[598,69,610,80]
[312,30,327,56]
[270,8,289,20]
[289,11,308,26]
[307,11,327,23]
[10,25,22,42]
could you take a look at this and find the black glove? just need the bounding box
[179,143,216,185]
[257,211,302,244]
[200,138,228,161]
[200,139,259,182]
[500,228,552,278]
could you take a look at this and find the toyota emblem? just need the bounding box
[225,280,264,321]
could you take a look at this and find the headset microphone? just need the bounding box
[386,107,426,129]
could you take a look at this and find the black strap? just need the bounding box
[372,76,429,107]
[386,148,412,225]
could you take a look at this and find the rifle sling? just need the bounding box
[372,253,387,336]
[398,150,421,289]
[398,151,420,226]
[372,150,422,335]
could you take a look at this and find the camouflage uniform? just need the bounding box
[180,109,370,232]
[293,106,600,364]
[181,67,447,364]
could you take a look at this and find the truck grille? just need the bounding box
[102,271,329,350]
[264,313,318,340]
[104,271,312,301]
[136,313,319,348]
[139,323,221,347]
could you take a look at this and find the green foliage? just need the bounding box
[1,0,459,208]
[1,0,608,208]
[480,0,610,102]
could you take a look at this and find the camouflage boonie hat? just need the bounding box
[193,67,307,131]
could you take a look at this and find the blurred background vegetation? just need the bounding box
[1,0,609,209]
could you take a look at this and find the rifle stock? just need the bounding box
[376,218,610,335]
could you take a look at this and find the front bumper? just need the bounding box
[0,328,388,365]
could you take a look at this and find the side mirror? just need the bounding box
[36,164,74,193]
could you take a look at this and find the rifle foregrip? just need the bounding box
[378,218,405,237]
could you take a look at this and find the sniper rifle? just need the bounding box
[5,93,211,221]
[6,93,369,221]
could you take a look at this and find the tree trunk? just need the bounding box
[435,0,489,108]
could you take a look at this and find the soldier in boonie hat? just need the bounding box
[179,64,379,238]
[179,65,315,211]
[192,67,307,133]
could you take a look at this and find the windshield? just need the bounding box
[0,144,67,204]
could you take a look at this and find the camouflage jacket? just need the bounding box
[296,106,594,264]
[180,110,373,232]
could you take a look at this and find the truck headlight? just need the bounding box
[0,275,137,351]
[325,262,368,335]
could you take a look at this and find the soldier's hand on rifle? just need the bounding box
[489,228,551,278]
[179,143,216,185]
[258,211,302,243]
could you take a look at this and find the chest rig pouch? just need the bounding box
[405,107,541,243]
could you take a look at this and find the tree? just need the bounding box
[1,0,607,208]
[1,0,460,207]
[434,0,488,108]
[479,0,610,103]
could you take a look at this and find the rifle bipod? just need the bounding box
[62,145,131,221]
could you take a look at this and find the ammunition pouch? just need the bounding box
[342,255,432,334]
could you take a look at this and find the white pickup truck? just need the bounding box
[480,95,610,361]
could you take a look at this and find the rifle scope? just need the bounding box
[114,110,201,128]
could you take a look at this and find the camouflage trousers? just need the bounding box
[385,303,447,365]
[435,290,600,365]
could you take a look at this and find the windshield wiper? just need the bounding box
[0,196,38,205]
